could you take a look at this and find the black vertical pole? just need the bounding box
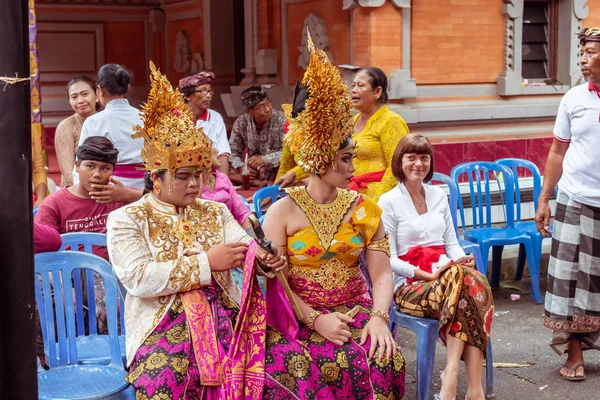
[0,0,38,398]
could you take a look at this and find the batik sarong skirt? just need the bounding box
[395,265,494,354]
[264,301,406,399]
[126,285,238,399]
[544,192,600,354]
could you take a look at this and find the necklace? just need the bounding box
[411,196,425,208]
[287,186,357,250]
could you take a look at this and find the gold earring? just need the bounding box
[332,159,339,172]
[153,182,161,194]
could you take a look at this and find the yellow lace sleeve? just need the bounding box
[372,113,409,202]
[276,139,309,180]
[351,194,383,246]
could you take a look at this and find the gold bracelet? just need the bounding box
[370,308,391,325]
[306,310,323,330]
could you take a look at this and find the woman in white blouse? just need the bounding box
[77,64,145,191]
[378,133,493,400]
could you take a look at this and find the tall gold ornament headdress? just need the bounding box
[282,31,354,175]
[133,61,212,191]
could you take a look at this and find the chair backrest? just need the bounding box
[34,251,124,369]
[430,172,459,236]
[238,194,251,211]
[495,158,542,222]
[451,162,516,231]
[252,185,287,219]
[59,232,124,336]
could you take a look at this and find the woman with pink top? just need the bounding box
[201,147,252,230]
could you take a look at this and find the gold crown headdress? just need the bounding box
[132,61,212,190]
[282,31,354,175]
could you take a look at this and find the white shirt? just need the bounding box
[554,82,600,207]
[195,109,231,157]
[378,183,465,290]
[75,99,145,189]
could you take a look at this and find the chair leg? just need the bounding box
[476,243,490,277]
[514,244,526,281]
[414,325,439,400]
[490,246,504,287]
[472,244,485,276]
[485,339,494,399]
[522,239,542,304]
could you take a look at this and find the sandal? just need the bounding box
[560,363,586,381]
[433,395,443,400]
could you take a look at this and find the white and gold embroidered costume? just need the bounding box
[108,195,251,365]
[107,62,254,366]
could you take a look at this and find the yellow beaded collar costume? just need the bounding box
[132,61,213,191]
[282,32,354,175]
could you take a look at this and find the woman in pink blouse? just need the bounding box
[201,147,252,230]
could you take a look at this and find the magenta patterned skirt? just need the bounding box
[263,301,406,399]
[126,284,238,399]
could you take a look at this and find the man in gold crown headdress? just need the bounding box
[537,28,600,381]
[259,33,405,398]
[106,62,287,399]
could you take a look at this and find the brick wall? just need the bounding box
[352,2,403,76]
[412,0,505,84]
[286,0,351,84]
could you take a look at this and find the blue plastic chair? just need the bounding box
[59,232,126,365]
[252,185,287,219]
[238,194,251,211]
[33,207,39,217]
[390,310,494,400]
[494,159,549,283]
[35,251,134,399]
[451,162,541,303]
[430,172,485,271]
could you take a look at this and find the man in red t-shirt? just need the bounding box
[35,136,133,259]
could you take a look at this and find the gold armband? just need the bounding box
[366,234,391,258]
[370,308,391,325]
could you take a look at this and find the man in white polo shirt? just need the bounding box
[536,27,600,382]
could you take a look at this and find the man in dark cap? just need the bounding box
[35,136,136,260]
[537,27,600,382]
[228,85,285,186]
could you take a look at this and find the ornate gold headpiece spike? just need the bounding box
[132,61,212,191]
[283,28,354,175]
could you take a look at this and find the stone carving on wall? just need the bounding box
[342,0,409,10]
[298,13,333,70]
[173,30,191,73]
[37,0,161,5]
[574,0,589,19]
[190,53,204,73]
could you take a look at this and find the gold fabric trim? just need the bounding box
[366,234,391,258]
[286,187,357,251]
[126,197,224,262]
[290,258,360,290]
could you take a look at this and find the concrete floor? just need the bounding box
[395,273,599,400]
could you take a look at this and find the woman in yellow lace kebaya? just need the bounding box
[274,133,309,187]
[107,62,287,399]
[350,67,409,202]
[261,34,405,399]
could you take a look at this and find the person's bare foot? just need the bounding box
[440,367,459,400]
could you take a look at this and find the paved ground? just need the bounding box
[395,270,599,400]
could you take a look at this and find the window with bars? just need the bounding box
[521,0,558,80]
